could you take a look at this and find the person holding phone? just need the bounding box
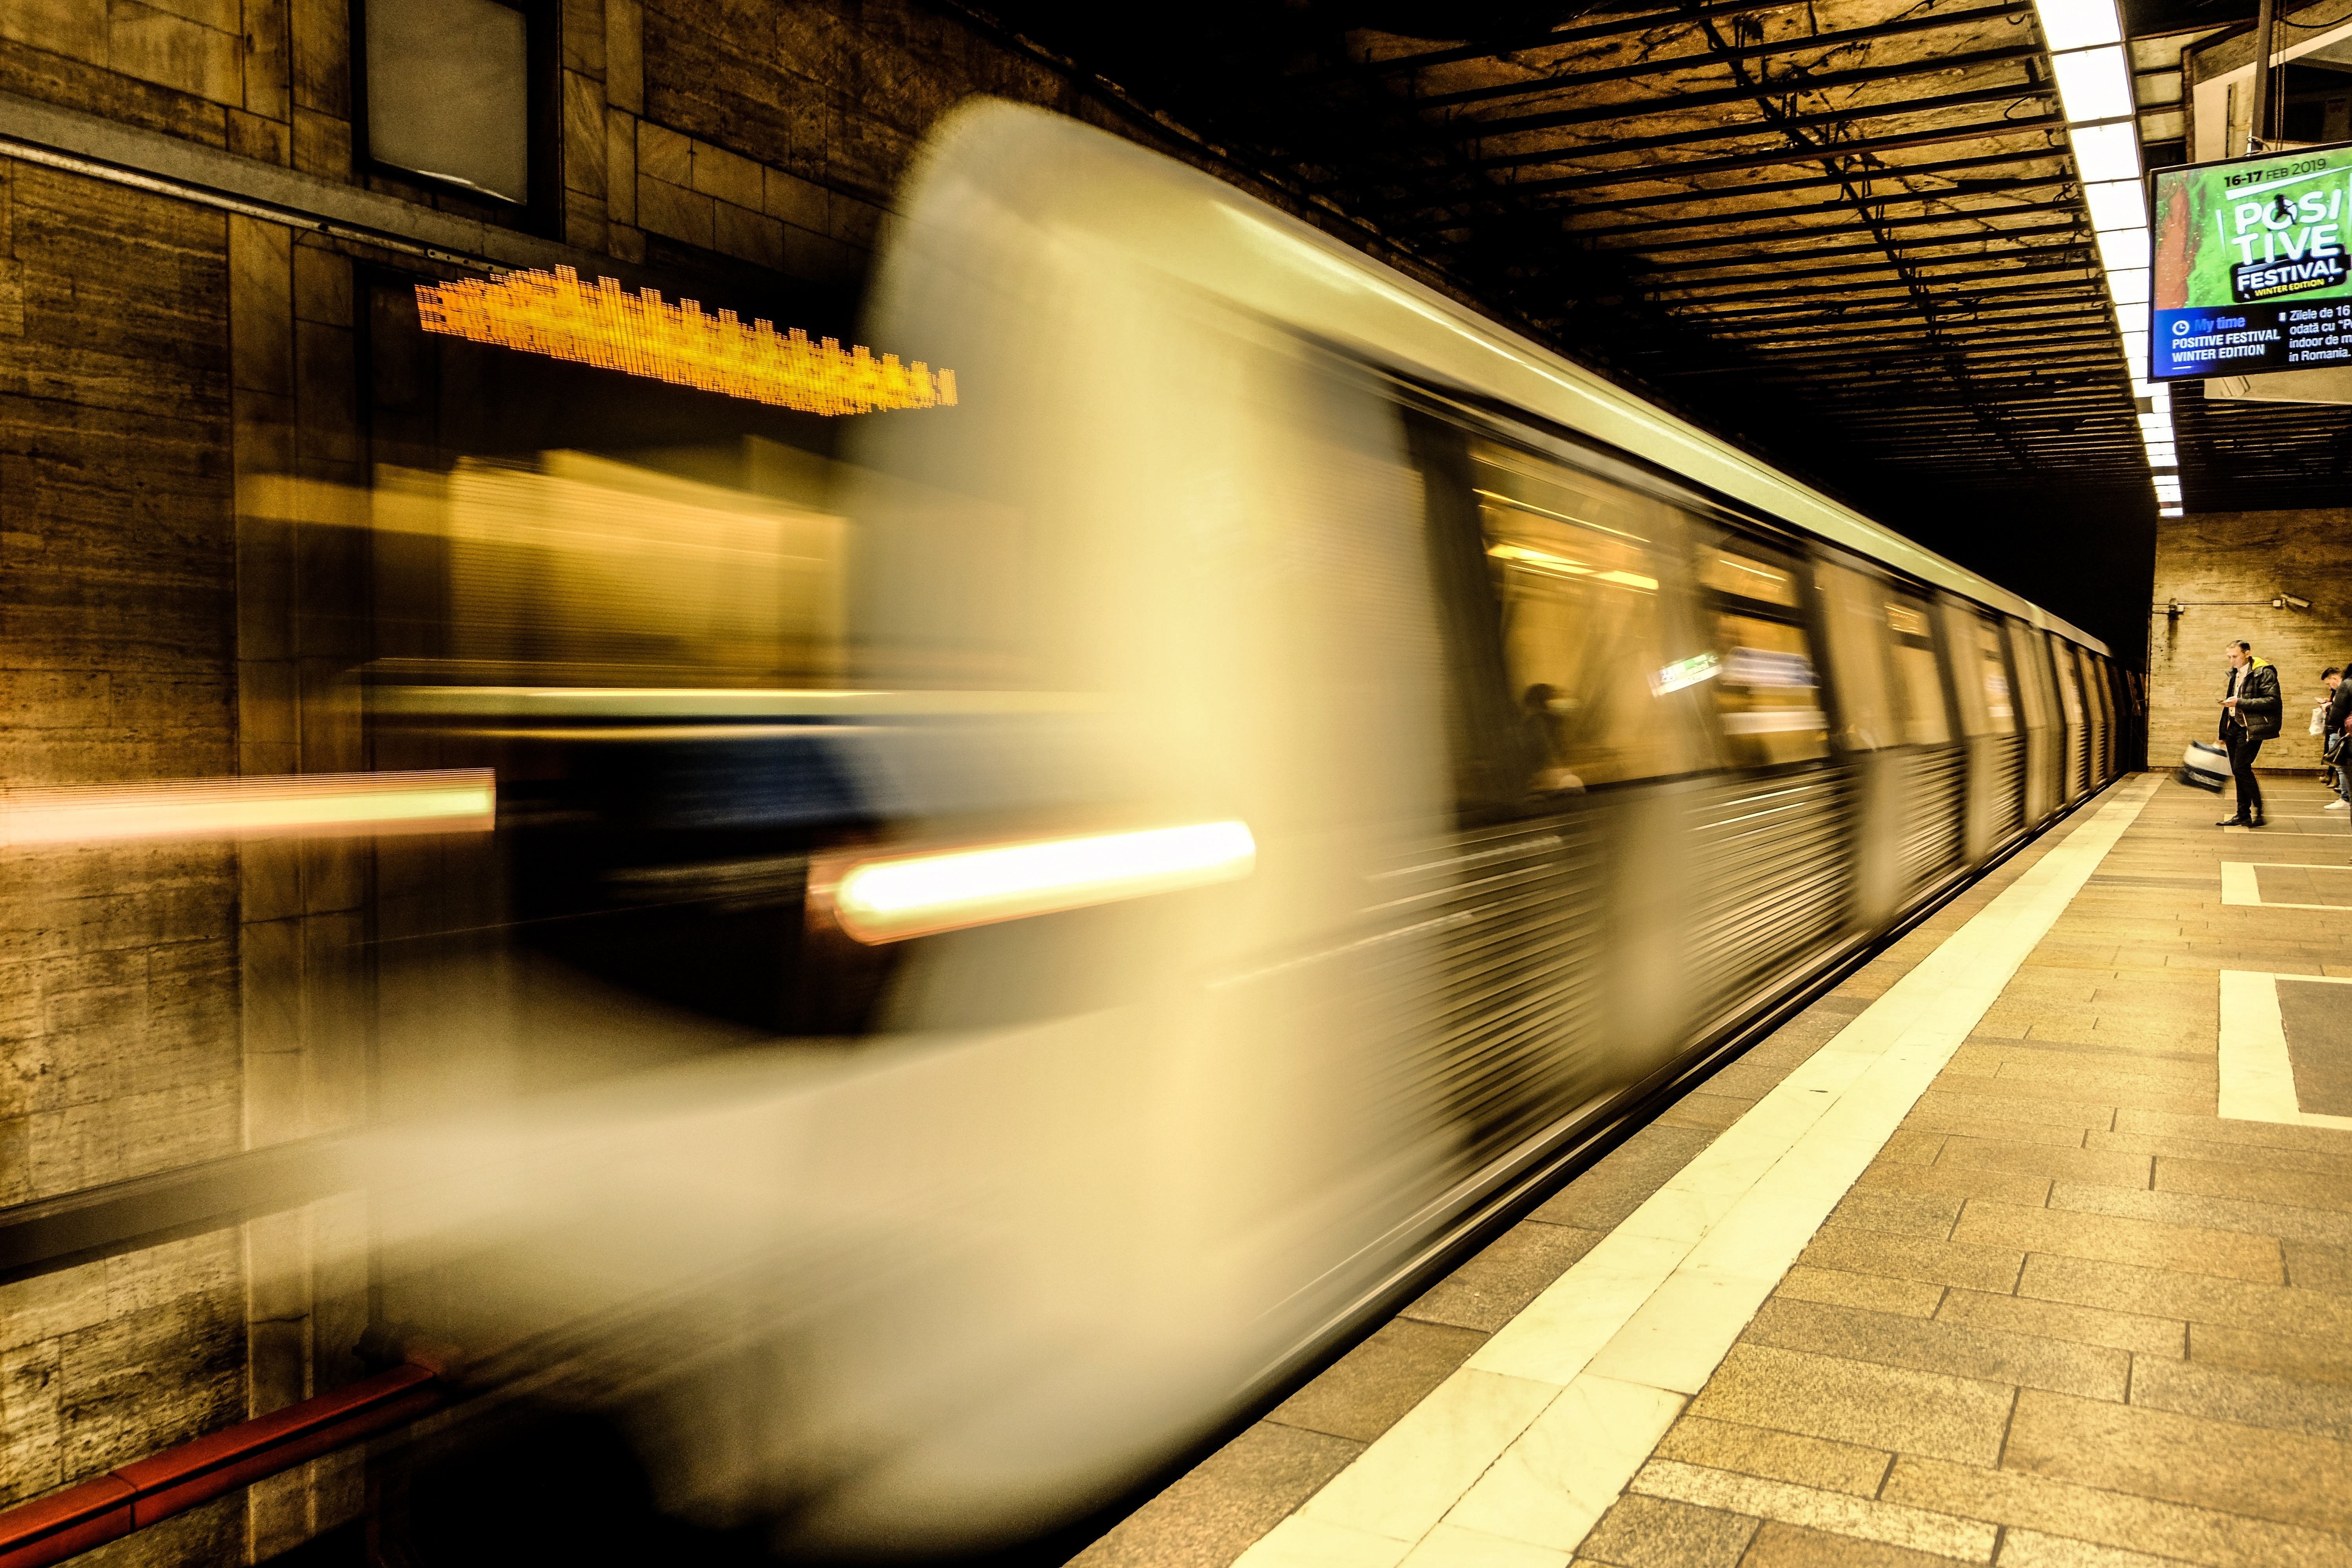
[2218,640,2281,828]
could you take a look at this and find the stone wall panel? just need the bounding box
[2149,508,2352,775]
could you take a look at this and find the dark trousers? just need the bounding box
[2225,730,2265,816]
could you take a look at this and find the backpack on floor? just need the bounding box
[2177,739,2228,792]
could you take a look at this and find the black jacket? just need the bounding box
[2222,658,2282,743]
[2326,679,2352,742]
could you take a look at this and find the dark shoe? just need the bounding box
[2250,810,2267,828]
[2218,815,2250,826]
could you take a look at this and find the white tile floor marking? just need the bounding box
[2217,969,2352,1131]
[2217,862,2352,911]
[1233,775,2163,1568]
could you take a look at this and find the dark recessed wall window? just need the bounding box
[362,0,535,207]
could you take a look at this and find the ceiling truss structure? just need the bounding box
[975,0,2352,541]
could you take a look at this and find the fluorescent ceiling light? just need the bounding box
[2160,506,2184,516]
[2037,0,2123,51]
[2145,446,2178,465]
[827,820,1257,943]
[2053,46,2136,123]
[2071,122,2143,185]
[2108,269,2152,306]
[2121,330,2150,371]
[2096,227,2152,274]
[2085,179,2148,230]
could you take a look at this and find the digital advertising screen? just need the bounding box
[2150,140,2352,380]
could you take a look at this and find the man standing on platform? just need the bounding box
[2218,640,2280,828]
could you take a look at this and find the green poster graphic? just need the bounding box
[2154,143,2352,310]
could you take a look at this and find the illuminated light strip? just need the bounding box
[370,686,1103,718]
[415,267,957,416]
[1488,542,1593,574]
[0,770,496,847]
[2031,0,2178,513]
[822,821,1256,944]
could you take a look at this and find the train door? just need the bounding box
[1682,528,1854,1037]
[2107,658,2145,771]
[2073,646,2106,789]
[2047,633,2089,803]
[2081,650,2105,783]
[1815,555,1909,932]
[2005,617,2058,826]
[1884,586,1965,904]
[1942,599,2021,860]
[1400,417,1717,1181]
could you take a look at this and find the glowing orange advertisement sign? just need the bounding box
[416,267,958,416]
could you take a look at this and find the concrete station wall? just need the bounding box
[0,0,1281,1563]
[2147,507,2352,778]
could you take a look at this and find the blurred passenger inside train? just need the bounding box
[2218,639,2280,828]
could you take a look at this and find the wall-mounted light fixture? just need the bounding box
[416,267,958,416]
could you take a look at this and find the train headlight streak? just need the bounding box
[827,822,1257,944]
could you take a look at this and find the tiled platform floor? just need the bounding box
[1075,775,2352,1568]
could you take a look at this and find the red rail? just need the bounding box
[0,1364,443,1568]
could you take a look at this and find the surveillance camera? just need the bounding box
[2285,594,2311,610]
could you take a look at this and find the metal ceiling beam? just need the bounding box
[1552,185,2079,248]
[1342,0,1842,80]
[1416,45,2043,146]
[1581,201,2081,256]
[1626,221,2085,273]
[1362,111,2067,212]
[1669,254,2095,304]
[1407,5,2036,112]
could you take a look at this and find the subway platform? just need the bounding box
[1079,773,2352,1568]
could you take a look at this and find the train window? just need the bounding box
[1886,590,1951,745]
[1973,619,2017,734]
[1470,443,1707,788]
[1815,560,1896,750]
[1695,537,1828,767]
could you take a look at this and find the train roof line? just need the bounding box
[902,100,2111,658]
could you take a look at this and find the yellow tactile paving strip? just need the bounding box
[1076,777,2352,1568]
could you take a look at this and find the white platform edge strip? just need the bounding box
[1232,775,2163,1568]
[2218,969,2352,1131]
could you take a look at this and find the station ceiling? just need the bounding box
[966,0,2352,655]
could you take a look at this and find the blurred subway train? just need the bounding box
[337,99,2138,1560]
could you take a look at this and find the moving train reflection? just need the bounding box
[341,100,2136,1558]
